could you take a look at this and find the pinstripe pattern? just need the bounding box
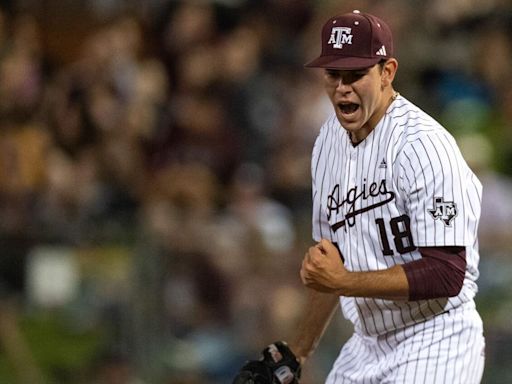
[312,96,484,382]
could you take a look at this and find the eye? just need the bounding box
[344,70,368,83]
[324,69,369,85]
[324,70,342,85]
[325,70,340,79]
[353,71,367,78]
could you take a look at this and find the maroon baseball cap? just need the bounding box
[305,10,393,70]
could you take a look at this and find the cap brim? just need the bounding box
[304,55,383,70]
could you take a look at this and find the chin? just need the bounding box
[338,117,362,131]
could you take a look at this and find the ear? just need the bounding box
[381,58,398,88]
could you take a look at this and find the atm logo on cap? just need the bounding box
[328,27,353,49]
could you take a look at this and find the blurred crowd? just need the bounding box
[0,0,511,383]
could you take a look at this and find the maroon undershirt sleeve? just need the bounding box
[402,246,466,301]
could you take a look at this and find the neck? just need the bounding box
[349,89,399,145]
[380,88,399,116]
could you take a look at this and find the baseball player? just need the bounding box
[233,10,485,384]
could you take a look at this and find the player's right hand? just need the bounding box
[232,341,301,384]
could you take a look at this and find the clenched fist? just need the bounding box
[300,239,348,294]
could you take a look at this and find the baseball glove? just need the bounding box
[232,341,301,384]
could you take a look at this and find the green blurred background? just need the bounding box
[0,0,511,383]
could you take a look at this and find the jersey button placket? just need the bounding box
[350,150,357,184]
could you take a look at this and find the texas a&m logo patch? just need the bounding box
[428,197,458,226]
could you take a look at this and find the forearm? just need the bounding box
[289,290,339,363]
[337,264,409,301]
[302,240,466,302]
[301,240,410,301]
[340,246,466,301]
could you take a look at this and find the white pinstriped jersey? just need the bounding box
[311,95,482,337]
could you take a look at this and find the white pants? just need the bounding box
[326,305,485,384]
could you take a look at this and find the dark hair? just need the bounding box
[378,59,387,72]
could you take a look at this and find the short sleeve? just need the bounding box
[397,131,481,247]
[311,127,335,242]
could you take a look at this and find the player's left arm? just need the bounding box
[300,239,466,300]
[301,239,410,300]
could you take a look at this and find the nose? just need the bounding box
[335,79,352,95]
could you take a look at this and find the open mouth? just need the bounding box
[338,102,359,115]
